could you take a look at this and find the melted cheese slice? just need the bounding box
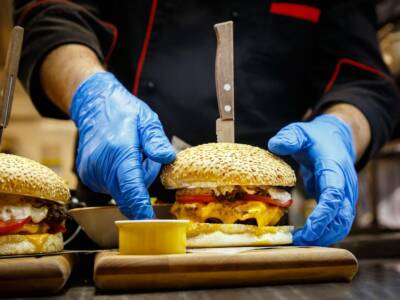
[11,223,50,234]
[25,234,50,252]
[171,201,285,227]
[16,224,40,234]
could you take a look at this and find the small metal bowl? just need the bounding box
[68,205,174,248]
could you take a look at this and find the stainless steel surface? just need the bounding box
[12,259,400,299]
[0,26,24,144]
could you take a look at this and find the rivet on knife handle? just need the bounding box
[214,21,234,143]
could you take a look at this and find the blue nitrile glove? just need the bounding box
[70,72,176,219]
[268,115,358,246]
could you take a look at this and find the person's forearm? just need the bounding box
[40,44,104,114]
[324,103,371,161]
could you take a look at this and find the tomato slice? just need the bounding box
[176,194,217,204]
[243,194,293,208]
[0,217,32,235]
[46,222,66,234]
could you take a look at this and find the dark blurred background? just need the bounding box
[1,0,400,257]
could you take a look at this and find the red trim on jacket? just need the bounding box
[17,0,70,25]
[132,0,158,96]
[325,58,393,93]
[270,3,320,24]
[101,21,118,65]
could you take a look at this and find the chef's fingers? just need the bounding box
[298,159,345,243]
[114,151,155,220]
[294,197,353,246]
[268,123,311,156]
[300,165,316,198]
[138,104,176,164]
[142,158,161,188]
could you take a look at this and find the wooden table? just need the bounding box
[11,258,400,299]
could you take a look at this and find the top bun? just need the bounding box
[161,143,296,189]
[0,153,70,204]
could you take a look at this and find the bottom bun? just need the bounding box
[0,233,63,255]
[187,223,293,248]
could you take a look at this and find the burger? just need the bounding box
[0,153,69,255]
[161,143,296,247]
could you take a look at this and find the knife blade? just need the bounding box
[214,21,235,143]
[0,26,24,145]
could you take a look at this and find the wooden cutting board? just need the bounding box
[94,247,358,291]
[0,253,76,295]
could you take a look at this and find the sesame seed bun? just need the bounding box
[0,233,63,255]
[0,154,70,204]
[161,143,296,189]
[187,223,293,247]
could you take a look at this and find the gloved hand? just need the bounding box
[268,115,358,246]
[70,72,176,219]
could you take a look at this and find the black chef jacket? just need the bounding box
[14,0,399,203]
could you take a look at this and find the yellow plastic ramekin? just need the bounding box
[115,220,189,255]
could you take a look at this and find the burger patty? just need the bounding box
[173,186,292,227]
[171,200,285,227]
[16,198,67,224]
[176,186,291,201]
[43,203,67,224]
[30,199,66,224]
[205,217,258,226]
[205,216,288,226]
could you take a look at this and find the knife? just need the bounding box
[214,21,235,143]
[0,26,24,145]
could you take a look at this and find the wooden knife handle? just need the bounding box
[0,26,24,128]
[214,21,234,120]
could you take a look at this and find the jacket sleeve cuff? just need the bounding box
[312,86,397,170]
[17,2,115,118]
